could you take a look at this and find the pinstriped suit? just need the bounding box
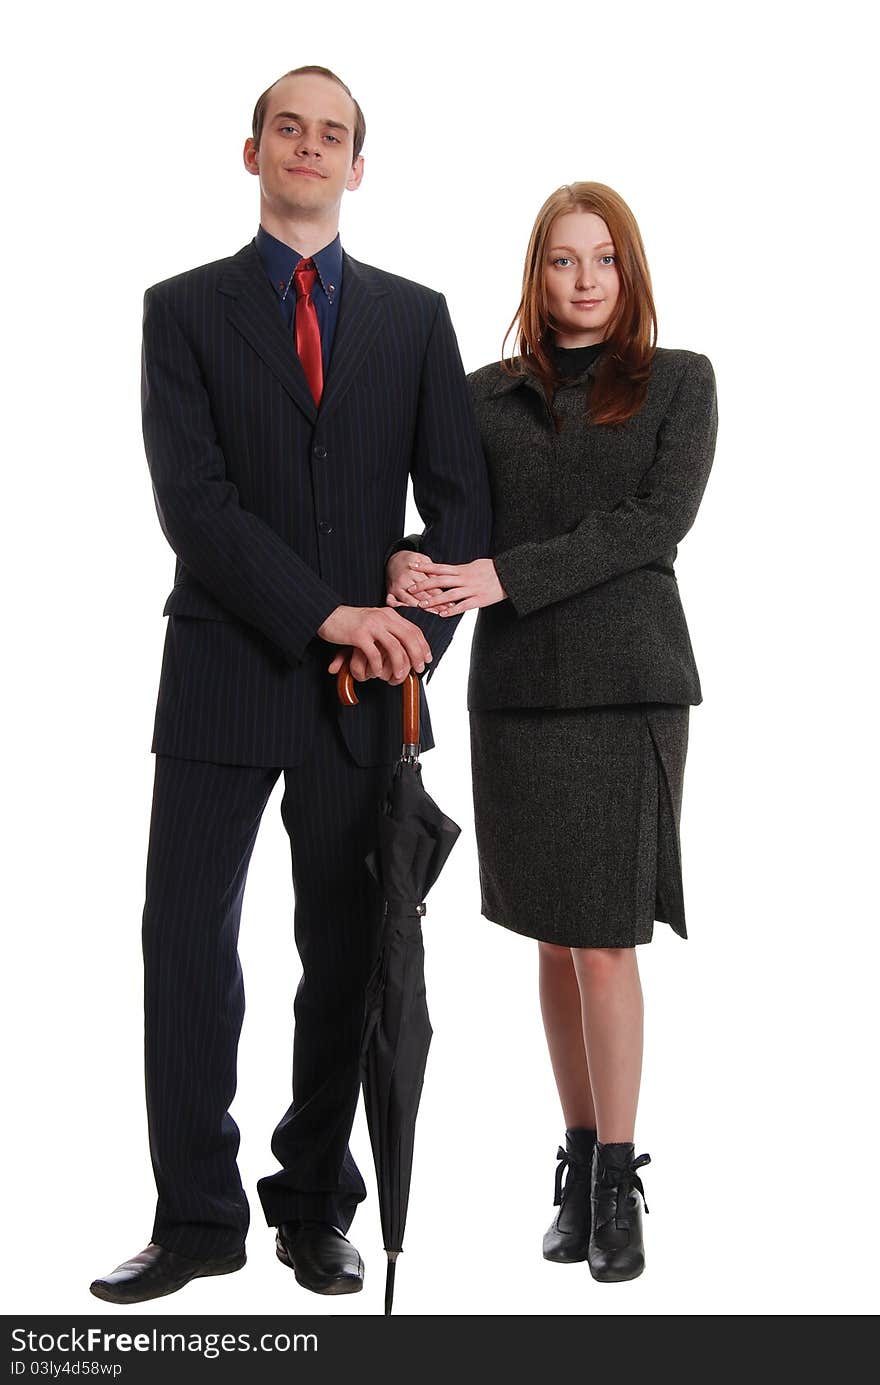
[138,236,492,1257]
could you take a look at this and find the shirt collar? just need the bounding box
[255,224,343,304]
[490,351,605,397]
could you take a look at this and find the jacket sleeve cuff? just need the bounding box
[383,533,426,566]
[309,592,346,648]
[491,548,542,617]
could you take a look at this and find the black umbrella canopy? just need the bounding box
[337,663,460,1313]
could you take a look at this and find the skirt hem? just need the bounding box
[480,905,692,949]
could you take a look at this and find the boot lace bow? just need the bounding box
[553,1144,592,1207]
[596,1151,652,1224]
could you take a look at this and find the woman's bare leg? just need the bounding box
[538,941,596,1129]
[570,947,643,1143]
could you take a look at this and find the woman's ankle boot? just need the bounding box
[542,1127,596,1262]
[588,1141,651,1282]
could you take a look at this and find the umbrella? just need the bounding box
[336,658,461,1314]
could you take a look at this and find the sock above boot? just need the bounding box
[565,1127,597,1162]
[596,1141,635,1173]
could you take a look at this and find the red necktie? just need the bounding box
[293,258,324,405]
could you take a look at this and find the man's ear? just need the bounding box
[346,154,365,192]
[243,137,260,176]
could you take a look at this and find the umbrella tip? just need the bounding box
[384,1252,399,1316]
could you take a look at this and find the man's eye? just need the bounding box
[280,125,301,135]
[323,134,340,143]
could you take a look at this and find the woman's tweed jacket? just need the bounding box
[464,348,718,710]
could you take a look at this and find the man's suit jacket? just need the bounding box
[140,238,492,767]
[465,348,718,710]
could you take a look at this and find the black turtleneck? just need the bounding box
[551,338,608,377]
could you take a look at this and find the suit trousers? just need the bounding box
[142,704,396,1260]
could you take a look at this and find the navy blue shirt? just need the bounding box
[255,224,343,373]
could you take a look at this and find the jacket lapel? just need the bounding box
[318,252,388,421]
[218,241,388,427]
[219,239,318,423]
[491,355,603,398]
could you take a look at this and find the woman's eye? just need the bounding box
[600,255,616,265]
[552,257,573,268]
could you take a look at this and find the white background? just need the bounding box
[4,0,877,1319]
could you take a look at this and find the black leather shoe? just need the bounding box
[588,1142,651,1282]
[276,1221,364,1295]
[543,1127,596,1262]
[90,1242,246,1304]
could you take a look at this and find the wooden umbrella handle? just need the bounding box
[335,658,420,746]
[336,664,360,707]
[402,670,420,747]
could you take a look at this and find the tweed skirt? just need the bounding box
[469,704,690,948]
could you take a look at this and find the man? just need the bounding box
[90,65,491,1304]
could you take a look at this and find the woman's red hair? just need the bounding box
[503,182,658,426]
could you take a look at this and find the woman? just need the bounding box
[385,183,718,1283]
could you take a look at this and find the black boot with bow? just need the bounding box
[542,1127,596,1263]
[588,1141,651,1282]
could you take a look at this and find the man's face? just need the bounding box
[542,210,621,346]
[244,73,363,216]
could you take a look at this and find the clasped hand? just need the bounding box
[318,602,432,685]
[386,552,506,616]
[318,553,506,685]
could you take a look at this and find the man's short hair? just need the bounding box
[251,66,366,161]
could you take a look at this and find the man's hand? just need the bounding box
[399,558,507,616]
[385,550,448,609]
[318,605,433,684]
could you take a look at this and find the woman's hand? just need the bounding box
[402,558,507,616]
[385,550,448,609]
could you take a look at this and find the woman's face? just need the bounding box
[543,210,620,347]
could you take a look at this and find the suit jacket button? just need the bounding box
[313,444,328,458]
[318,521,333,535]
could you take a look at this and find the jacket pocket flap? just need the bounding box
[162,583,237,622]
